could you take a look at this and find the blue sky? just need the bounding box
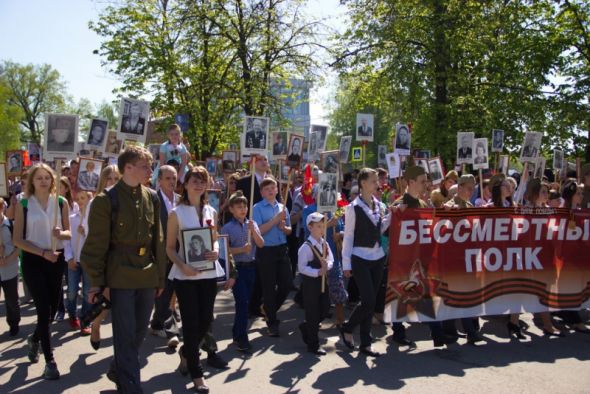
[0,0,345,123]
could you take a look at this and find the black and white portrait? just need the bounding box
[321,151,339,174]
[182,227,214,271]
[394,123,411,156]
[105,131,122,156]
[119,98,149,137]
[318,173,338,213]
[428,158,444,185]
[413,149,431,159]
[243,116,269,155]
[378,145,387,166]
[271,131,288,159]
[311,125,328,153]
[6,151,23,175]
[216,235,230,283]
[491,129,504,153]
[222,150,238,173]
[87,119,108,149]
[286,134,304,168]
[499,155,509,174]
[278,161,290,183]
[77,158,103,191]
[457,132,474,164]
[352,147,362,162]
[307,131,318,162]
[148,145,161,167]
[520,132,542,163]
[385,153,400,179]
[45,114,78,159]
[206,158,218,176]
[415,158,429,174]
[356,113,374,142]
[339,136,352,163]
[28,143,42,162]
[534,157,546,179]
[207,190,221,214]
[553,149,564,171]
[472,138,489,170]
[0,163,7,197]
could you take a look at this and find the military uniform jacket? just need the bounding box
[81,181,167,289]
[444,196,473,209]
[394,193,429,209]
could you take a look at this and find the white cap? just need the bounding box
[306,212,325,227]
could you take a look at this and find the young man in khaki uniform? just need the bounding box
[82,146,166,393]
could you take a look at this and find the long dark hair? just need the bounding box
[181,166,209,222]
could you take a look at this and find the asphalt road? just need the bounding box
[1,281,590,393]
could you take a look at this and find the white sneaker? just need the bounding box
[167,335,180,348]
[150,328,167,338]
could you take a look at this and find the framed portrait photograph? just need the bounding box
[307,131,318,163]
[0,163,8,197]
[351,147,362,162]
[519,131,542,163]
[339,135,352,163]
[118,98,150,142]
[182,227,215,271]
[44,113,79,160]
[222,150,238,173]
[205,157,218,177]
[77,157,104,192]
[427,157,445,185]
[105,131,123,156]
[311,124,328,153]
[377,145,387,166]
[553,149,564,171]
[174,113,190,132]
[87,118,109,151]
[385,152,400,179]
[278,160,290,183]
[148,144,161,166]
[286,133,304,168]
[394,123,411,156]
[456,132,475,165]
[6,150,24,176]
[271,131,289,160]
[356,113,374,142]
[491,129,504,153]
[413,149,431,159]
[534,157,546,179]
[317,172,338,213]
[206,189,221,214]
[415,158,429,174]
[242,116,269,156]
[499,155,509,174]
[320,150,339,174]
[472,137,489,170]
[216,235,231,283]
[28,143,42,163]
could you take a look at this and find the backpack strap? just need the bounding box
[106,187,119,236]
[20,198,28,239]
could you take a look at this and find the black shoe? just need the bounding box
[433,335,457,347]
[360,346,382,357]
[543,330,565,338]
[54,311,65,322]
[90,339,100,351]
[106,367,118,384]
[338,326,355,350]
[42,361,60,380]
[507,322,526,340]
[307,347,327,356]
[236,339,253,353]
[298,322,308,345]
[207,352,229,369]
[178,347,188,376]
[466,332,485,345]
[27,335,40,363]
[9,325,19,337]
[391,336,417,348]
[267,323,280,337]
[195,384,210,393]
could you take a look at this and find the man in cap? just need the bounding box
[431,170,458,208]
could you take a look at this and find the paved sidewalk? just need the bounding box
[1,281,590,393]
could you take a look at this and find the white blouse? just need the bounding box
[168,203,224,281]
[26,195,64,250]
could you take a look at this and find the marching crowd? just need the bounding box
[1,123,590,393]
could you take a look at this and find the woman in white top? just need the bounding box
[340,168,391,357]
[13,163,71,380]
[166,166,224,393]
[0,197,21,336]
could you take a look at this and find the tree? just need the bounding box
[0,61,68,144]
[95,100,119,129]
[0,80,22,159]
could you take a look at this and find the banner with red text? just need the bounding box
[384,208,590,322]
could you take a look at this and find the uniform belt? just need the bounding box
[110,243,149,256]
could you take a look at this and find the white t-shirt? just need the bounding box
[26,195,64,250]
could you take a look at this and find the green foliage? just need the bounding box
[0,80,22,159]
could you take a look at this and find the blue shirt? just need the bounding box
[220,218,260,262]
[252,198,290,246]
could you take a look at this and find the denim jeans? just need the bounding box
[67,262,91,321]
[232,265,256,341]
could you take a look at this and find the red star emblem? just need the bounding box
[390,259,441,319]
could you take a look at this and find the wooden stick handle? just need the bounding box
[479,168,484,203]
[52,160,62,252]
[248,156,256,244]
[282,167,292,212]
[321,215,327,293]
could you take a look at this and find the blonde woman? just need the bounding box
[13,163,71,380]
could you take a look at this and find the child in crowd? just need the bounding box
[154,123,190,184]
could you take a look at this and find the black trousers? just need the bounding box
[21,251,66,363]
[287,228,300,276]
[343,255,384,348]
[0,275,20,329]
[257,245,293,326]
[150,263,178,337]
[374,262,389,314]
[174,278,217,379]
[302,275,330,350]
